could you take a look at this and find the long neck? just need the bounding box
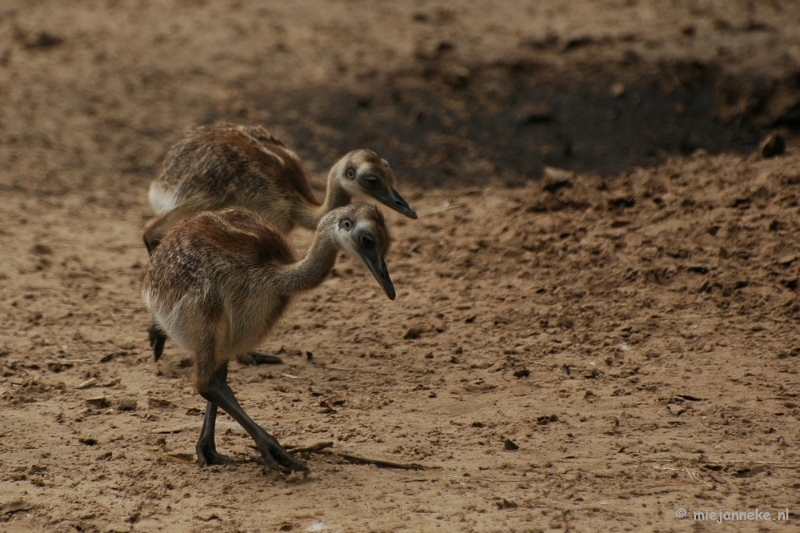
[298,174,351,230]
[269,227,338,294]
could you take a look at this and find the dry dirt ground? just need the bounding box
[2,1,800,532]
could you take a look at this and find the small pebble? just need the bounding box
[117,398,137,411]
[504,439,519,451]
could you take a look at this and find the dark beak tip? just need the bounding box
[388,190,417,219]
[383,279,396,300]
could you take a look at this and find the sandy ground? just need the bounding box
[2,1,800,532]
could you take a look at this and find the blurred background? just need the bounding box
[1,0,798,195]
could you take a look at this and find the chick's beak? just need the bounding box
[360,249,396,300]
[374,187,417,219]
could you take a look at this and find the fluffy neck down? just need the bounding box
[269,225,339,295]
[296,171,351,230]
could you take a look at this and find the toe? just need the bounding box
[238,352,283,365]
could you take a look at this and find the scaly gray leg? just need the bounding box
[197,363,308,474]
[196,364,236,466]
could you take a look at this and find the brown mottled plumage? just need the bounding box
[142,203,394,472]
[143,123,416,252]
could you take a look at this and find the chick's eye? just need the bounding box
[359,234,375,248]
[340,218,353,230]
[346,168,356,179]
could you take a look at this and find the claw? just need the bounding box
[237,352,283,365]
[272,446,309,472]
[259,443,308,473]
[197,444,236,467]
[257,445,284,471]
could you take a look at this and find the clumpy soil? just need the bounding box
[1,1,800,532]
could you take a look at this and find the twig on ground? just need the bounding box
[321,364,388,375]
[332,452,429,470]
[418,203,464,217]
[284,441,434,470]
[285,441,335,453]
[75,378,98,389]
[685,467,713,488]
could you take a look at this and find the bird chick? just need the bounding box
[143,123,416,252]
[142,203,394,472]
